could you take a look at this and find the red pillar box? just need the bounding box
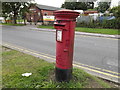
[54,9,79,82]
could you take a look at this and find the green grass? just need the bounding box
[38,25,119,35]
[2,47,112,88]
[16,19,24,22]
[76,27,119,35]
[38,25,54,29]
[0,46,2,89]
[1,23,25,26]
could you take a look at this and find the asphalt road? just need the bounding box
[1,25,119,81]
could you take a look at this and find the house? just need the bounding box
[26,4,62,24]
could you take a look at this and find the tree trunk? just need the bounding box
[4,18,7,23]
[23,15,26,25]
[42,21,44,25]
[40,11,44,25]
[13,11,17,24]
[13,14,17,24]
[41,17,44,25]
[24,18,26,25]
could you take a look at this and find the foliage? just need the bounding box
[19,3,31,25]
[61,2,94,10]
[2,2,32,24]
[76,24,119,35]
[101,19,120,29]
[87,8,97,11]
[110,5,120,18]
[76,18,120,30]
[38,25,54,29]
[1,23,25,26]
[96,2,111,13]
[2,2,12,22]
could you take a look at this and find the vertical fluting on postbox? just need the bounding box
[54,9,80,82]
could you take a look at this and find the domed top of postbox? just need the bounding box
[54,9,80,21]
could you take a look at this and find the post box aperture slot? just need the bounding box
[54,23,67,30]
[54,23,65,29]
[54,23,65,26]
[56,30,62,42]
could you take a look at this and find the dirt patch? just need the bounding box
[98,78,120,88]
[48,70,104,88]
[48,70,120,88]
[48,70,56,82]
[2,46,12,52]
[85,78,103,88]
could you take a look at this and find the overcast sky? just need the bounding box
[35,0,65,8]
[35,0,120,8]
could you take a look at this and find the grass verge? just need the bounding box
[76,27,119,35]
[0,23,25,26]
[38,25,119,35]
[38,25,54,29]
[2,47,114,88]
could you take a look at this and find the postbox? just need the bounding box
[54,9,79,82]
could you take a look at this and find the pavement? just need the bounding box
[30,28,120,39]
[1,25,120,83]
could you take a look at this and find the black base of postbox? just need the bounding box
[55,67,72,82]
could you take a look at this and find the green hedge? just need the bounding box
[76,19,120,29]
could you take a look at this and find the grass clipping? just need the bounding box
[2,47,111,88]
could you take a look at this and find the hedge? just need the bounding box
[76,19,120,29]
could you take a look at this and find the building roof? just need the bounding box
[84,11,98,14]
[36,4,63,11]
[74,10,84,14]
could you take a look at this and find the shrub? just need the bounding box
[101,19,120,29]
[76,19,120,29]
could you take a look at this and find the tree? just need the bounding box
[2,2,12,23]
[2,1,33,24]
[2,2,21,24]
[96,2,111,13]
[61,2,94,10]
[110,5,120,18]
[19,3,31,25]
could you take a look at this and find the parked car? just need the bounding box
[0,17,5,23]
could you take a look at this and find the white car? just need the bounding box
[0,17,5,23]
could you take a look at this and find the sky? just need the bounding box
[35,0,120,8]
[35,0,65,8]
